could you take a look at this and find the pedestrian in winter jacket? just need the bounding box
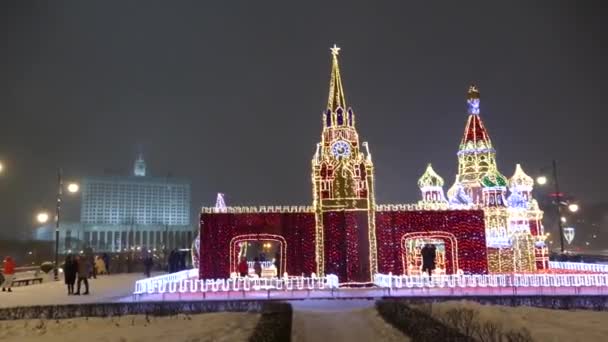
[63,255,77,295]
[74,255,90,295]
[1,256,16,292]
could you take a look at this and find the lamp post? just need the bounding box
[37,168,79,281]
[536,160,579,255]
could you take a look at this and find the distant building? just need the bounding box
[35,154,194,254]
[80,176,190,226]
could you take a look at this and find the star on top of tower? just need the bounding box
[327,44,346,112]
[330,44,341,56]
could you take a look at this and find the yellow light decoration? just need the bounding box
[311,45,378,278]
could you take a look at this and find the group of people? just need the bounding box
[237,253,281,278]
[62,253,111,295]
[167,249,187,273]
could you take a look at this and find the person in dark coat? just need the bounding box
[63,255,77,295]
[75,255,90,295]
[420,243,436,276]
[253,257,262,277]
[102,253,110,275]
[143,254,154,277]
[168,250,176,273]
[274,252,281,277]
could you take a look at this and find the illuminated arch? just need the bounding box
[401,231,459,274]
[229,234,287,275]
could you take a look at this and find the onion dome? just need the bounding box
[418,164,445,188]
[509,164,534,189]
[481,168,507,188]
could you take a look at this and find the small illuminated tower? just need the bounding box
[509,164,534,202]
[311,45,376,277]
[418,164,447,205]
[214,193,227,212]
[457,85,497,203]
[134,153,146,177]
[480,168,509,248]
[508,164,546,270]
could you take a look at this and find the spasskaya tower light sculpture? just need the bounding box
[311,45,377,278]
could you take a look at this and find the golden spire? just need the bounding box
[327,44,346,112]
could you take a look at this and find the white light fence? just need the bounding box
[134,269,199,294]
[374,273,608,289]
[134,273,339,295]
[549,261,608,273]
[247,261,274,269]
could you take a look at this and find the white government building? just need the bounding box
[34,155,194,253]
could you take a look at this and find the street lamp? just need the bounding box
[568,203,579,213]
[37,212,50,224]
[39,169,79,281]
[67,182,79,193]
[0,161,4,174]
[536,160,580,255]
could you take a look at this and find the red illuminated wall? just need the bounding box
[375,210,488,275]
[323,211,371,282]
[199,212,316,279]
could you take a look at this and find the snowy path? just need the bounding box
[0,273,151,308]
[290,299,409,342]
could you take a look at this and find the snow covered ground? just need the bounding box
[0,273,150,308]
[429,300,608,342]
[0,312,259,342]
[290,299,409,342]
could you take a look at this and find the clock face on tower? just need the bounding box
[331,140,351,158]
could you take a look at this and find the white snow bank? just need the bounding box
[0,312,259,342]
[429,300,608,342]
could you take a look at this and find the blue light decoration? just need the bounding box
[467,97,480,115]
[507,190,528,209]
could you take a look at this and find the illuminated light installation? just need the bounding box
[192,193,229,269]
[312,44,377,282]
[199,46,489,283]
[418,164,448,206]
[434,86,545,272]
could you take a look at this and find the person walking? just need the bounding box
[143,254,154,278]
[1,256,16,292]
[74,255,90,295]
[64,255,77,295]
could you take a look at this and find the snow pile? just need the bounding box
[0,312,259,342]
[428,300,608,341]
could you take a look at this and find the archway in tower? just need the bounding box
[401,232,458,275]
[229,234,287,278]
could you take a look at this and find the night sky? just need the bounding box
[0,1,606,238]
